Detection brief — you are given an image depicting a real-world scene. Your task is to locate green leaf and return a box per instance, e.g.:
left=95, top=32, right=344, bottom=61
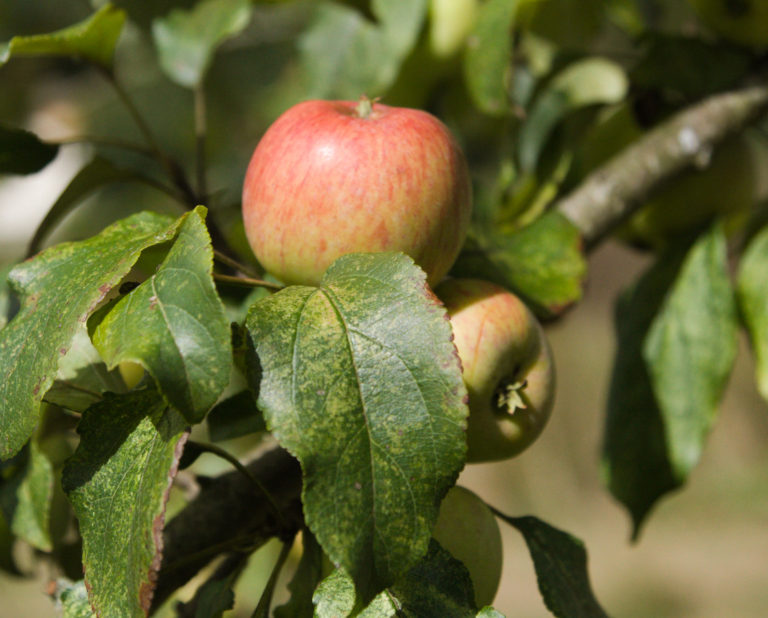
left=452, top=211, right=586, bottom=320
left=246, top=252, right=467, bottom=602
left=518, top=57, right=628, bottom=172
left=501, top=515, right=608, bottom=618
left=644, top=225, right=738, bottom=477
left=312, top=540, right=479, bottom=618
left=193, top=580, right=235, bottom=618
left=27, top=156, right=154, bottom=257
left=207, top=390, right=266, bottom=442
left=0, top=125, right=58, bottom=175
left=313, top=568, right=368, bottom=617
left=602, top=241, right=690, bottom=535
left=187, top=555, right=248, bottom=618
left=737, top=225, right=768, bottom=402
left=0, top=210, right=180, bottom=461
left=388, top=540, right=477, bottom=617
left=0, top=440, right=54, bottom=551
left=91, top=207, right=232, bottom=423
left=274, top=531, right=326, bottom=618
left=44, top=326, right=125, bottom=413
left=463, top=0, right=519, bottom=115
left=52, top=579, right=97, bottom=618
left=152, top=0, right=252, bottom=89
left=0, top=4, right=126, bottom=70
left=61, top=389, right=188, bottom=617
left=298, top=0, right=427, bottom=99
left=604, top=0, right=646, bottom=36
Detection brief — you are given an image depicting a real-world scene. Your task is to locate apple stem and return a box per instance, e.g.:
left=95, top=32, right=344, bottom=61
left=355, top=95, right=374, bottom=119
left=496, top=380, right=528, bottom=415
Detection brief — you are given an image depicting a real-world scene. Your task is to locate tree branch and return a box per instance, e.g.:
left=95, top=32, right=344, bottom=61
left=152, top=446, right=303, bottom=612
left=555, top=86, right=768, bottom=249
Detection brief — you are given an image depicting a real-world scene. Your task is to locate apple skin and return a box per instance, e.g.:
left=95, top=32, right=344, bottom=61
left=242, top=99, right=472, bottom=287
left=436, top=278, right=555, bottom=463
left=432, top=485, right=503, bottom=608
left=688, top=0, right=768, bottom=50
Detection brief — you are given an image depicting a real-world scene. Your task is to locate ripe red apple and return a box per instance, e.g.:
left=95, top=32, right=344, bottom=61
left=242, top=98, right=472, bottom=287
left=432, top=485, right=503, bottom=608
left=436, top=278, right=555, bottom=462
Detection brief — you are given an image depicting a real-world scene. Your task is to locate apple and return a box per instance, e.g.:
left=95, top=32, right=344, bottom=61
left=242, top=98, right=472, bottom=287
left=436, top=278, right=555, bottom=463
left=688, top=0, right=768, bottom=50
left=432, top=485, right=503, bottom=608
left=118, top=360, right=144, bottom=389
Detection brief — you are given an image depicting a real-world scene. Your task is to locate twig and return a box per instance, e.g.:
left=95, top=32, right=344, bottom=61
left=213, top=273, right=283, bottom=291
left=555, top=86, right=768, bottom=248
left=213, top=249, right=262, bottom=280
left=100, top=68, right=198, bottom=206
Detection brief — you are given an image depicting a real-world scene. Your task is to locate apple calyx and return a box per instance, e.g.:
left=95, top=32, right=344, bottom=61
left=495, top=378, right=528, bottom=416
left=355, top=96, right=375, bottom=119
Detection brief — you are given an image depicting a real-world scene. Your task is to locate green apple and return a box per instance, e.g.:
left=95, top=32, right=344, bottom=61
left=432, top=485, right=503, bottom=608
left=436, top=278, right=555, bottom=463
left=118, top=360, right=145, bottom=390
left=688, top=0, right=768, bottom=49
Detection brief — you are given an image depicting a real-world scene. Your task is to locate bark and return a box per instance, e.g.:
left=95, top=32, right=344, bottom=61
left=555, top=86, right=768, bottom=248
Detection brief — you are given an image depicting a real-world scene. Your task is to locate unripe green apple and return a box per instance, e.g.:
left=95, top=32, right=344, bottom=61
left=118, top=360, right=144, bottom=389
left=688, top=0, right=768, bottom=49
left=436, top=278, right=555, bottom=463
left=242, top=98, right=472, bottom=287
left=432, top=485, right=502, bottom=608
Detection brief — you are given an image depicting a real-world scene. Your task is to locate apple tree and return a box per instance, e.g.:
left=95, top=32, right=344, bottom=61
left=1, top=1, right=768, bottom=616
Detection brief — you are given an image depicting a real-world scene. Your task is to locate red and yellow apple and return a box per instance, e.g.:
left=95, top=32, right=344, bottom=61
left=242, top=98, right=472, bottom=287
left=436, top=278, right=555, bottom=463
left=432, top=485, right=503, bottom=608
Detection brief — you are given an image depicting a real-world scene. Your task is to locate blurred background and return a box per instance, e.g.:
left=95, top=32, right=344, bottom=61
left=2, top=0, right=768, bottom=616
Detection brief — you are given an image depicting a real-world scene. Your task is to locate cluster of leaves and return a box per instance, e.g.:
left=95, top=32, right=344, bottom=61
left=1, top=0, right=768, bottom=616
